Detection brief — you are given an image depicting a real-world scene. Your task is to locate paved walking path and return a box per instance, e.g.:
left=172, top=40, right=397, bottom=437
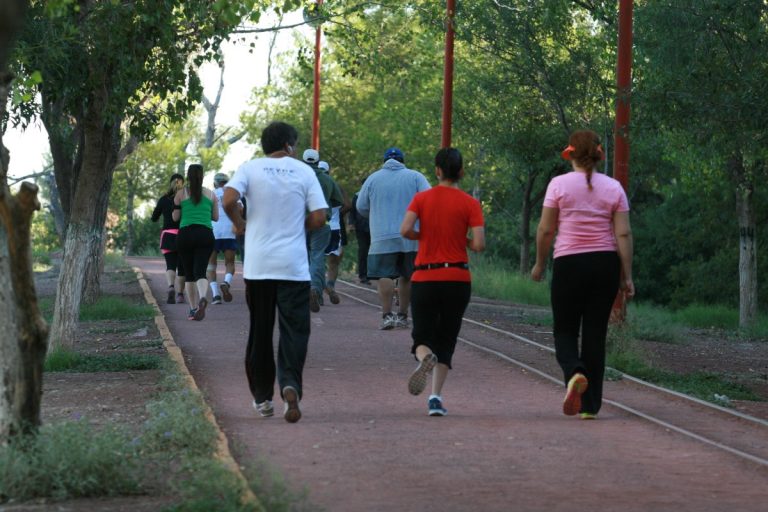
left=131, top=257, right=767, bottom=512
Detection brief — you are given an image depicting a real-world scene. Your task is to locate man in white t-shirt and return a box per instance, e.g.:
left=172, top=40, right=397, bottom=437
left=223, top=121, right=327, bottom=424
left=207, top=172, right=240, bottom=304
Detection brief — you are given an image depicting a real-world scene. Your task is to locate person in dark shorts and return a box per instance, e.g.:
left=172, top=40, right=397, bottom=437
left=173, top=164, right=218, bottom=321
left=207, top=172, right=241, bottom=304
left=356, top=147, right=430, bottom=330
left=531, top=130, right=634, bottom=420
left=400, top=148, right=485, bottom=416
left=152, top=173, right=186, bottom=303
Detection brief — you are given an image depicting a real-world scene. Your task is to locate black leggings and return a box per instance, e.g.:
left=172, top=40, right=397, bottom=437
left=410, top=281, right=471, bottom=368
left=177, top=225, right=214, bottom=282
left=551, top=251, right=620, bottom=415
left=163, top=251, right=184, bottom=277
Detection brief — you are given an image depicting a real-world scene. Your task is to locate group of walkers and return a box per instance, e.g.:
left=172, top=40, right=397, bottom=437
left=153, top=121, right=634, bottom=425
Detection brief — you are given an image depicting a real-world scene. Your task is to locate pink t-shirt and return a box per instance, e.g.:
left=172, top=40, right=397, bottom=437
left=543, top=170, right=629, bottom=259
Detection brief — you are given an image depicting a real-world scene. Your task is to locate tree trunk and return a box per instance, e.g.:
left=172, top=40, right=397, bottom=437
left=737, top=184, right=757, bottom=328
left=49, top=97, right=119, bottom=349
left=519, top=184, right=532, bottom=275
left=1, top=42, right=49, bottom=441
left=42, top=171, right=66, bottom=245
left=125, top=176, right=135, bottom=255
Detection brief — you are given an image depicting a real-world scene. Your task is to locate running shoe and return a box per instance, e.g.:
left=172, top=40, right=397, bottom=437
left=579, top=412, right=597, bottom=420
left=563, top=373, right=588, bottom=416
left=187, top=308, right=196, bottom=321
left=167, top=288, right=176, bottom=304
left=211, top=295, right=222, bottom=305
left=428, top=395, right=447, bottom=416
left=193, top=298, right=208, bottom=321
left=176, top=293, right=185, bottom=304
left=380, top=312, right=396, bottom=330
left=310, top=289, right=321, bottom=313
left=220, top=282, right=232, bottom=302
left=408, top=353, right=438, bottom=395
left=282, top=386, right=301, bottom=423
left=253, top=399, right=274, bottom=418
left=325, top=287, right=340, bottom=304
left=395, top=313, right=409, bottom=328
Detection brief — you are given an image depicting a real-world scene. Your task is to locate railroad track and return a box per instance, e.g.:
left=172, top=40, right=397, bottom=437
left=336, top=279, right=768, bottom=469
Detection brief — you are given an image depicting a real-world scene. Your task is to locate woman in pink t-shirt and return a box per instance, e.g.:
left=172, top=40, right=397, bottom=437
left=531, top=130, right=634, bottom=419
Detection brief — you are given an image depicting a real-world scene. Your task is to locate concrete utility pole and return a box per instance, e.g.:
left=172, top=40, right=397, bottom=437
left=441, top=0, right=456, bottom=148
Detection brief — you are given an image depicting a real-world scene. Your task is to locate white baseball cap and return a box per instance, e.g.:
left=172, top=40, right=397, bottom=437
left=318, top=161, right=329, bottom=172
left=303, top=148, right=319, bottom=163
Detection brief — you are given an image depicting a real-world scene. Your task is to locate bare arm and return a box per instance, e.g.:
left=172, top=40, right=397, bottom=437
left=306, top=209, right=327, bottom=231
left=613, top=210, right=635, bottom=298
left=467, top=226, right=485, bottom=252
left=530, top=206, right=558, bottom=281
left=209, top=189, right=219, bottom=222
left=400, top=210, right=419, bottom=240
left=223, top=188, right=245, bottom=235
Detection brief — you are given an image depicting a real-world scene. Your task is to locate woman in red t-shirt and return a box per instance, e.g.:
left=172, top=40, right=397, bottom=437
left=400, top=148, right=485, bottom=416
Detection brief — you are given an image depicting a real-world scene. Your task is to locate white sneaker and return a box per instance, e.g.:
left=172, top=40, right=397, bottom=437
left=380, top=312, right=396, bottom=330
left=253, top=399, right=274, bottom=417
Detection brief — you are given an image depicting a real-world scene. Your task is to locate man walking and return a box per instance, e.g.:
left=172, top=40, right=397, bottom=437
left=207, top=172, right=239, bottom=304
left=303, top=149, right=345, bottom=312
left=349, top=178, right=371, bottom=285
left=356, top=147, right=430, bottom=329
left=223, top=121, right=327, bottom=423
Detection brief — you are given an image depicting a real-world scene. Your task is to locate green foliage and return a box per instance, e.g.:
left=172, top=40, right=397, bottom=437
left=164, top=459, right=259, bottom=512
left=140, top=388, right=217, bottom=458
left=45, top=349, right=164, bottom=373
left=30, top=209, right=61, bottom=254
left=0, top=421, right=140, bottom=501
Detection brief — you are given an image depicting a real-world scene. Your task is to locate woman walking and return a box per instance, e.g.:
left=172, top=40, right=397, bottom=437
left=531, top=130, right=634, bottom=419
left=400, top=148, right=485, bottom=416
left=151, top=173, right=186, bottom=304
left=173, top=164, right=218, bottom=321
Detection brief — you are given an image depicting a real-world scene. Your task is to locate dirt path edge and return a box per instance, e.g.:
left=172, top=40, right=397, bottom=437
left=132, top=266, right=261, bottom=509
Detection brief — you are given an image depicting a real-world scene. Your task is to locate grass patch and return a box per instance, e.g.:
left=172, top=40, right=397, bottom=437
left=242, top=458, right=316, bottom=512
left=626, top=303, right=683, bottom=343
left=0, top=421, right=140, bottom=501
left=1, top=366, right=259, bottom=509
left=45, top=348, right=164, bottom=373
left=606, top=324, right=760, bottom=403
left=470, top=256, right=550, bottom=307
left=673, top=304, right=738, bottom=330
left=80, top=296, right=154, bottom=321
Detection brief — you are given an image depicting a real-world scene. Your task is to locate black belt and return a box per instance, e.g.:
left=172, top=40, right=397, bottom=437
left=413, top=262, right=469, bottom=271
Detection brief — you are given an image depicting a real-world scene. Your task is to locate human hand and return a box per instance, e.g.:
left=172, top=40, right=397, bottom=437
left=621, top=278, right=635, bottom=300
left=530, top=263, right=545, bottom=282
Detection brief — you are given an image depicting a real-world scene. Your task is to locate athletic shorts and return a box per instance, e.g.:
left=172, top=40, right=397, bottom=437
left=367, top=252, right=416, bottom=280
left=213, top=238, right=238, bottom=252
left=324, top=230, right=342, bottom=256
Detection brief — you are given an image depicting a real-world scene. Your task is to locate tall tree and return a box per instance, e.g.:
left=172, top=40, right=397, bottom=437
left=11, top=0, right=284, bottom=349
left=635, top=0, right=768, bottom=326
left=0, top=0, right=49, bottom=441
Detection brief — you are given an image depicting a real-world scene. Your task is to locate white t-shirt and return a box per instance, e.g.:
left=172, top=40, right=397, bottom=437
left=212, top=186, right=236, bottom=240
left=227, top=156, right=328, bottom=281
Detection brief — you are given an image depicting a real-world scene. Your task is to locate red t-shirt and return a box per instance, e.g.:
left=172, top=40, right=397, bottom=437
left=407, top=186, right=484, bottom=282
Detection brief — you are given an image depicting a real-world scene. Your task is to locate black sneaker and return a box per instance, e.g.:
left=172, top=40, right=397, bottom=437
left=282, top=386, right=301, bottom=423
left=310, top=289, right=321, bottom=313
left=167, top=288, right=176, bottom=304
left=211, top=295, right=222, bottom=305
left=193, top=298, right=208, bottom=321
left=220, top=282, right=233, bottom=302
left=428, top=395, right=447, bottom=416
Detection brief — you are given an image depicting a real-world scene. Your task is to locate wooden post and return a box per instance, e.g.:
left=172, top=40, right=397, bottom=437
left=311, top=0, right=324, bottom=150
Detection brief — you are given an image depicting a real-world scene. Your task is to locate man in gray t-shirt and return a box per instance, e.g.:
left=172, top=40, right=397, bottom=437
left=356, top=147, right=430, bottom=330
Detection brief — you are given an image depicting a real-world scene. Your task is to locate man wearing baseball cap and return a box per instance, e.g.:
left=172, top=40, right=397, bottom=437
left=356, top=147, right=430, bottom=330
left=303, top=149, right=345, bottom=312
